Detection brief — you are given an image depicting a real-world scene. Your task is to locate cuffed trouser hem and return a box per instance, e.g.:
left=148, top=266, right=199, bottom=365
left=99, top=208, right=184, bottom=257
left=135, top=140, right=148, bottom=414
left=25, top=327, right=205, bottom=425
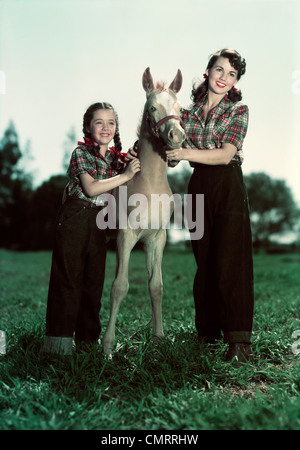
left=198, top=335, right=222, bottom=344
left=43, top=336, right=73, bottom=355
left=223, top=331, right=252, bottom=344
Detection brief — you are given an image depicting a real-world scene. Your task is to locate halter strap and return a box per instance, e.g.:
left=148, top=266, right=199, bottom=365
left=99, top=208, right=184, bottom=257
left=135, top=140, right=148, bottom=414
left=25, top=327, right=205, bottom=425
left=147, top=112, right=185, bottom=139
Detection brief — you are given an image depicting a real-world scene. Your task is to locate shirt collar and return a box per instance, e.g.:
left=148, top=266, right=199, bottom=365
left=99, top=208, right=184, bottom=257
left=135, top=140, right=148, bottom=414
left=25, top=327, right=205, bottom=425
left=197, top=93, right=232, bottom=113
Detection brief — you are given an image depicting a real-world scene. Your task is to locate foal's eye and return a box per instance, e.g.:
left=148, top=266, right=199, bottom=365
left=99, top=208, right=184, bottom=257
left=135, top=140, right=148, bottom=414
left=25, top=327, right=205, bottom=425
left=150, top=106, right=156, bottom=112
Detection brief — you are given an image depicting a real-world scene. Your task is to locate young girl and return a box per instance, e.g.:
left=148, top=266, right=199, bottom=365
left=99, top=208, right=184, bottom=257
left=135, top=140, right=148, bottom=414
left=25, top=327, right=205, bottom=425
left=166, top=49, right=254, bottom=365
left=44, top=102, right=140, bottom=355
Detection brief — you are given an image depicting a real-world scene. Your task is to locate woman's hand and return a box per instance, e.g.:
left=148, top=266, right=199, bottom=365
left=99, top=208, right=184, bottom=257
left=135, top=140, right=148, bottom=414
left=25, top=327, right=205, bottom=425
left=124, top=158, right=141, bottom=180
left=165, top=148, right=186, bottom=161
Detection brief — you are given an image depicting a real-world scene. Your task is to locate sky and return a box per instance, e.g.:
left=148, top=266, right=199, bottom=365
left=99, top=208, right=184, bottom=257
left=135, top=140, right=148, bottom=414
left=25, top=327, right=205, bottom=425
left=1, top=0, right=300, bottom=204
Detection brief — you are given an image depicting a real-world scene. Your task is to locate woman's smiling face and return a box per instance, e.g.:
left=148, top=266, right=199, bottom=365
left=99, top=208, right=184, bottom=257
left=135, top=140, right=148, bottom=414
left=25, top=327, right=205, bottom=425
left=207, top=56, right=238, bottom=94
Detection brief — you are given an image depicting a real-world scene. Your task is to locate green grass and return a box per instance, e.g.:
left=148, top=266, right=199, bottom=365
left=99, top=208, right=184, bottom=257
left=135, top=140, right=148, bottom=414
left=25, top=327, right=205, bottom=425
left=0, top=247, right=299, bottom=430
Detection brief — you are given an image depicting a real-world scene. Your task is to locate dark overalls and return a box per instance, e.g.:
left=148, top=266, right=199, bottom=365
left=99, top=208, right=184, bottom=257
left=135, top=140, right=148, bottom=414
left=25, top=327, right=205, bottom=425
left=188, top=162, right=254, bottom=344
left=44, top=197, right=106, bottom=354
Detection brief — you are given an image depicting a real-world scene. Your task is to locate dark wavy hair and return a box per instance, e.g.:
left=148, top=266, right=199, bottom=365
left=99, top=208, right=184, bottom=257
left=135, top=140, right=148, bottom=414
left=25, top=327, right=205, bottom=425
left=192, top=49, right=246, bottom=103
left=82, top=102, right=122, bottom=156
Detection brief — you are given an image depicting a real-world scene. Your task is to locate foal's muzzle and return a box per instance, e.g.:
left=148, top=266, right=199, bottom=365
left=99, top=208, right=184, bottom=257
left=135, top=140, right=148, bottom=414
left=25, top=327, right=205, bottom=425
left=147, top=113, right=186, bottom=147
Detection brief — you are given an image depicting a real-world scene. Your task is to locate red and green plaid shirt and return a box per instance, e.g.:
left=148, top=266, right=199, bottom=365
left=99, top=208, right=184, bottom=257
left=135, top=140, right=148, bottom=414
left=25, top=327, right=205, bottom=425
left=182, top=95, right=249, bottom=165
left=64, top=145, right=121, bottom=206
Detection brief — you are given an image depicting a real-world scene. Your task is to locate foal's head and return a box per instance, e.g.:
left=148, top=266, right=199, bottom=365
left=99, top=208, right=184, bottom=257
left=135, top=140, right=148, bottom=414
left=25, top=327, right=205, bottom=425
left=142, top=68, right=186, bottom=149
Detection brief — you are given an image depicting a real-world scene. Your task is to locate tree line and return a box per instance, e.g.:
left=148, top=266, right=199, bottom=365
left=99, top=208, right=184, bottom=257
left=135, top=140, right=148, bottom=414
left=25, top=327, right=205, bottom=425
left=1, top=122, right=299, bottom=251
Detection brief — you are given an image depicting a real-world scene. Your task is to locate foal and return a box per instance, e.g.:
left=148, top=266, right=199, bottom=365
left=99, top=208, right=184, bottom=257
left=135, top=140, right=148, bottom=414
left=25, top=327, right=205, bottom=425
left=101, top=68, right=186, bottom=357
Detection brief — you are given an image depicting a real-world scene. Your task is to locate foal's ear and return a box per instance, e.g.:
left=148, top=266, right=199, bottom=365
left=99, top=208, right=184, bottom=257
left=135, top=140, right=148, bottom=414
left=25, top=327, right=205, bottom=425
left=169, top=69, right=183, bottom=93
left=142, top=67, right=155, bottom=94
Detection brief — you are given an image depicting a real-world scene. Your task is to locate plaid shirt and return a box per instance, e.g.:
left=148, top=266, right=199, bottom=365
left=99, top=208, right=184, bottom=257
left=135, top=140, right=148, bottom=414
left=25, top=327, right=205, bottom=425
left=64, top=145, right=121, bottom=206
left=182, top=95, right=249, bottom=165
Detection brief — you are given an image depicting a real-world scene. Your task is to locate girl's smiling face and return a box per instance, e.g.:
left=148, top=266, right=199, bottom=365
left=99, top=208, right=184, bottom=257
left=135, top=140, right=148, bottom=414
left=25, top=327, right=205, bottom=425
left=207, top=56, right=238, bottom=94
left=87, top=109, right=116, bottom=148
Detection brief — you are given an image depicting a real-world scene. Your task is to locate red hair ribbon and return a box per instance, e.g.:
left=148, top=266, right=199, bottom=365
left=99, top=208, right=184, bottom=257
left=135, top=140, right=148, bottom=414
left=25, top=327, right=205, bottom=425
left=77, top=139, right=127, bottom=161
left=77, top=136, right=97, bottom=146
left=109, top=146, right=127, bottom=161
left=203, top=73, right=208, bottom=79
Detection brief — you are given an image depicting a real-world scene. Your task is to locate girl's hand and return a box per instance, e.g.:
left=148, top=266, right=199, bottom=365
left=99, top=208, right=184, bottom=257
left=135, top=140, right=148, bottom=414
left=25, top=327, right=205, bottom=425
left=124, top=158, right=141, bottom=180
left=125, top=149, right=138, bottom=162
left=125, top=142, right=139, bottom=162
left=165, top=148, right=186, bottom=161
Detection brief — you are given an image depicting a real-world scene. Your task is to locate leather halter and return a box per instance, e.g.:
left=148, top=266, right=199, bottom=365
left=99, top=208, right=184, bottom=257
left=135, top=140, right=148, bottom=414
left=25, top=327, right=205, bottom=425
left=147, top=112, right=185, bottom=140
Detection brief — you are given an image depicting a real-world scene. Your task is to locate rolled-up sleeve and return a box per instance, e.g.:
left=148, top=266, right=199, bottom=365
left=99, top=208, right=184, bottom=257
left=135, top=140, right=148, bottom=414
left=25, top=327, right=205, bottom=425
left=221, top=104, right=249, bottom=150
left=68, top=147, right=97, bottom=179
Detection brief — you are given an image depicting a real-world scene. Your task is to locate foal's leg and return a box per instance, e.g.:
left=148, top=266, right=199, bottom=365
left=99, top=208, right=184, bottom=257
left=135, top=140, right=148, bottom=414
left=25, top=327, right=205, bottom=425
left=144, top=229, right=167, bottom=340
left=101, top=229, right=137, bottom=357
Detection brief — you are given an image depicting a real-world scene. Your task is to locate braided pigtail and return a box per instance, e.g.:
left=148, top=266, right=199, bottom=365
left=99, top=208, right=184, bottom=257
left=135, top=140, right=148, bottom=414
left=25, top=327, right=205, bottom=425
left=110, top=110, right=126, bottom=171
left=113, top=110, right=123, bottom=153
left=111, top=128, right=126, bottom=171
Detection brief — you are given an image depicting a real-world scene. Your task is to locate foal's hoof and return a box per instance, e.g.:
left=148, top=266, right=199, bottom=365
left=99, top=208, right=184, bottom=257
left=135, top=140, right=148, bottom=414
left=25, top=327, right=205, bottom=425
left=101, top=340, right=114, bottom=360
left=153, top=334, right=164, bottom=345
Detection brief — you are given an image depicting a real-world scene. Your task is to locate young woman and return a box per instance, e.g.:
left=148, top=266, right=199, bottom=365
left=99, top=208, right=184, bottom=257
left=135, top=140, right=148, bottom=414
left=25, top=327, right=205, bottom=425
left=44, top=102, right=140, bottom=355
left=166, top=49, right=254, bottom=365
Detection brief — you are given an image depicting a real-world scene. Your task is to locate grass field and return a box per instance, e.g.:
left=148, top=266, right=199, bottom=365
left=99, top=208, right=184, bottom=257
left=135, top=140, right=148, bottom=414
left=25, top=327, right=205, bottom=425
left=0, top=246, right=300, bottom=430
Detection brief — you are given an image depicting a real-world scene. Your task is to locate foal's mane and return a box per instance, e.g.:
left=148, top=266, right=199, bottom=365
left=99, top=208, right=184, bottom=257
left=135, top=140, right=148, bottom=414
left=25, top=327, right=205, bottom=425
left=154, top=81, right=167, bottom=90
